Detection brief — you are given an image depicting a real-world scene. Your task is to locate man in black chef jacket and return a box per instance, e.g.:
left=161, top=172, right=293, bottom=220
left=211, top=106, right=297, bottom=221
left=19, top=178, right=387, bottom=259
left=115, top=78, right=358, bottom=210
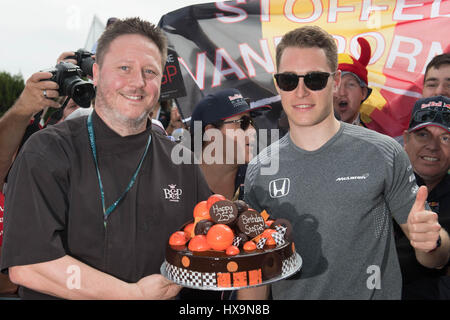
left=0, top=17, right=211, bottom=300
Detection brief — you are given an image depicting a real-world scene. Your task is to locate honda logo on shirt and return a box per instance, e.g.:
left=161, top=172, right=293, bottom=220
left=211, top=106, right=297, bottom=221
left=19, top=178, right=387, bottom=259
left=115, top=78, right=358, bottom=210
left=269, top=178, right=290, bottom=198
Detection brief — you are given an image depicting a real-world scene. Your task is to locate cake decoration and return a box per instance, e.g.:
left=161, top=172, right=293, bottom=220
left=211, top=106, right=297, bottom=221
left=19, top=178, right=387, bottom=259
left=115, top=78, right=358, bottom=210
left=205, top=224, right=234, bottom=251
left=162, top=194, right=302, bottom=290
left=194, top=220, right=214, bottom=236
left=188, top=235, right=210, bottom=252
left=237, top=210, right=266, bottom=238
left=209, top=200, right=238, bottom=225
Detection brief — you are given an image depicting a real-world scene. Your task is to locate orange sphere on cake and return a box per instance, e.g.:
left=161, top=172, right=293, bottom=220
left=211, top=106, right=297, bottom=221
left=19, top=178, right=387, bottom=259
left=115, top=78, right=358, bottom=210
left=183, top=223, right=195, bottom=238
left=188, top=235, right=211, bottom=252
left=206, top=194, right=226, bottom=210
left=206, top=224, right=234, bottom=251
left=169, top=231, right=189, bottom=246
left=193, top=200, right=211, bottom=220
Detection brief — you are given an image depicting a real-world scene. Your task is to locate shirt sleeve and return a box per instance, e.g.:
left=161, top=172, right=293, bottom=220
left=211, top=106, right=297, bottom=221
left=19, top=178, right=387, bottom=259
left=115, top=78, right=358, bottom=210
left=384, top=145, right=418, bottom=225
left=0, top=149, right=68, bottom=273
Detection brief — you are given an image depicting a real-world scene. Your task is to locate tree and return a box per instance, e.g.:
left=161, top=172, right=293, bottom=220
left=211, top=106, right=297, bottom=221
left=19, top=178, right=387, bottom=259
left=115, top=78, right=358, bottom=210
left=0, top=71, right=25, bottom=117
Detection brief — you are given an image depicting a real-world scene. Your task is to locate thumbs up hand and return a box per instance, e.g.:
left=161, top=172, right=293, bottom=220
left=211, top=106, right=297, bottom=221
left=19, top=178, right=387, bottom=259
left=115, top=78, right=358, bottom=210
left=407, top=186, right=441, bottom=253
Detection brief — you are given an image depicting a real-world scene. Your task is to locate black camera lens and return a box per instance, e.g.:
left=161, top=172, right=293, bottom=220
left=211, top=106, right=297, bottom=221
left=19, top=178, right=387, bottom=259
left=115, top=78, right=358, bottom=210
left=60, top=74, right=94, bottom=108
left=41, top=62, right=95, bottom=108
left=69, top=82, right=95, bottom=108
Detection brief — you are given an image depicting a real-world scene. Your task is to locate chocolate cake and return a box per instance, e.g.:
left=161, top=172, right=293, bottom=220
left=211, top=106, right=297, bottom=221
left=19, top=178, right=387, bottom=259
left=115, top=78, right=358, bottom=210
left=162, top=195, right=301, bottom=290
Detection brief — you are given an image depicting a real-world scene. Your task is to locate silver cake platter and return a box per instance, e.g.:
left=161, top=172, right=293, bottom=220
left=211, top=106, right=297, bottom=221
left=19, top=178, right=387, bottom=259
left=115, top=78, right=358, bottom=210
left=160, top=252, right=302, bottom=291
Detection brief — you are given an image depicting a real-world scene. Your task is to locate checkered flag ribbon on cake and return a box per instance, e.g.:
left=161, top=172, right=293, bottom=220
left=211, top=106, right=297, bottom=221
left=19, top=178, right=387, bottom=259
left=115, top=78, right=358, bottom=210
left=256, top=237, right=267, bottom=249
left=275, top=225, right=287, bottom=236
left=282, top=254, right=298, bottom=275
left=273, top=225, right=287, bottom=247
left=232, top=236, right=242, bottom=247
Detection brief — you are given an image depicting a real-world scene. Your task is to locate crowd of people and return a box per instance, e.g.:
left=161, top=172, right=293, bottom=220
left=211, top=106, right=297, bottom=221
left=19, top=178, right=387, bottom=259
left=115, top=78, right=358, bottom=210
left=0, top=17, right=449, bottom=300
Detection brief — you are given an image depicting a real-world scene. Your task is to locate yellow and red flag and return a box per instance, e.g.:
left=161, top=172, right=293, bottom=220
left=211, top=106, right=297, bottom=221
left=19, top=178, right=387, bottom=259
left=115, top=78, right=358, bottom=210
left=159, top=0, right=450, bottom=137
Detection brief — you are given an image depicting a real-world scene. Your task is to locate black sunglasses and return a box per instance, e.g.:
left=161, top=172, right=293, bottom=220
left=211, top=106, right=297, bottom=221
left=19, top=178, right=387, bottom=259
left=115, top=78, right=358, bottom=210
left=222, top=115, right=255, bottom=131
left=274, top=71, right=335, bottom=91
left=413, top=109, right=450, bottom=126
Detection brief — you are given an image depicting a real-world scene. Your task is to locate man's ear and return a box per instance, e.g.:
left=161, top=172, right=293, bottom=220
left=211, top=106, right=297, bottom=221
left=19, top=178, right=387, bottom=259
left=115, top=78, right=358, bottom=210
left=333, top=70, right=341, bottom=93
left=359, top=87, right=369, bottom=105
left=92, top=62, right=99, bottom=87
left=360, top=86, right=373, bottom=103
left=402, top=130, right=409, bottom=147
left=362, top=86, right=368, bottom=98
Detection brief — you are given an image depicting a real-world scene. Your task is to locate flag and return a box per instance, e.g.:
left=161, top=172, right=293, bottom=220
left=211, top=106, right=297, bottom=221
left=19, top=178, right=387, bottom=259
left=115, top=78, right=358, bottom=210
left=158, top=0, right=450, bottom=137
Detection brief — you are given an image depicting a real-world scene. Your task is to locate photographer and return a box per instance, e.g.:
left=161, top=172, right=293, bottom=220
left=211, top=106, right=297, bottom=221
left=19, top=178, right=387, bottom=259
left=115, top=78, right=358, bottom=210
left=0, top=49, right=94, bottom=187
left=0, top=71, right=62, bottom=184
left=0, top=70, right=59, bottom=297
left=0, top=49, right=95, bottom=298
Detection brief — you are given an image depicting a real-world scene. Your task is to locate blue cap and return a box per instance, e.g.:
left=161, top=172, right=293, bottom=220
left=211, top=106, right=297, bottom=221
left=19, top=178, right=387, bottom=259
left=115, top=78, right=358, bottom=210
left=190, top=88, right=270, bottom=133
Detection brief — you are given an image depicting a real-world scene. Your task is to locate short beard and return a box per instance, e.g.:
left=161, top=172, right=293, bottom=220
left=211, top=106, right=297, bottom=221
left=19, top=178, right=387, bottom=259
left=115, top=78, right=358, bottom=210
left=95, top=84, right=153, bottom=135
left=110, top=106, right=150, bottom=131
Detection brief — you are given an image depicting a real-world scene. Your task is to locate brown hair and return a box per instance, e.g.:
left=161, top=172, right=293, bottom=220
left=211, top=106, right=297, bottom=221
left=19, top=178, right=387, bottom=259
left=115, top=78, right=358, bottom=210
left=95, top=17, right=168, bottom=69
left=424, top=53, right=450, bottom=82
left=276, top=25, right=338, bottom=72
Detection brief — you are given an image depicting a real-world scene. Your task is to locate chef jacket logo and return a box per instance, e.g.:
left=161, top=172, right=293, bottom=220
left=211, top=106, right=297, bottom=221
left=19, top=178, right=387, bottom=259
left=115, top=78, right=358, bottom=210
left=163, top=184, right=182, bottom=202
left=269, top=178, right=290, bottom=198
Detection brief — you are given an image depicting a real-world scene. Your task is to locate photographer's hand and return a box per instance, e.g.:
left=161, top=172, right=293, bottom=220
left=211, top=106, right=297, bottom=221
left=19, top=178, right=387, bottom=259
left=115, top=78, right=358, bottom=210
left=57, top=51, right=77, bottom=65
left=0, top=71, right=60, bottom=188
left=57, top=50, right=95, bottom=80
left=14, top=72, right=61, bottom=116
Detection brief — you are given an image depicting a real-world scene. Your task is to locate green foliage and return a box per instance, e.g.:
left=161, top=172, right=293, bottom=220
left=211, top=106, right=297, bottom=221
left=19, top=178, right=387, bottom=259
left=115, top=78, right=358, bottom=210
left=0, top=71, right=25, bottom=117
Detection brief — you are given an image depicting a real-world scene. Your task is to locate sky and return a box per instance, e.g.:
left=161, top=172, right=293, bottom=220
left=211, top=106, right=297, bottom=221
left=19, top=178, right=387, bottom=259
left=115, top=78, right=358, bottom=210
left=0, top=0, right=215, bottom=81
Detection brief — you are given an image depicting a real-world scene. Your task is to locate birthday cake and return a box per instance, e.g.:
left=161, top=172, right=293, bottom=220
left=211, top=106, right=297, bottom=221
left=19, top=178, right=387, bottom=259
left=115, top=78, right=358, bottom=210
left=162, top=194, right=301, bottom=290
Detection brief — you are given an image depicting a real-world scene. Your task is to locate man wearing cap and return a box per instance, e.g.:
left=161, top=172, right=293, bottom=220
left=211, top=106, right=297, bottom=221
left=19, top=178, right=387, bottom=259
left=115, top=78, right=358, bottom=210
left=189, top=88, right=269, bottom=201
left=177, top=88, right=268, bottom=301
left=333, top=37, right=372, bottom=126
left=395, top=95, right=450, bottom=299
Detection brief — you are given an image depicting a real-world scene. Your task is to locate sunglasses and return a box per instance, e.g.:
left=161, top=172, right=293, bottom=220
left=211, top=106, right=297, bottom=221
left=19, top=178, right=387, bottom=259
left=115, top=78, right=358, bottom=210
left=222, top=115, right=255, bottom=131
left=413, top=109, right=450, bottom=126
left=274, top=71, right=335, bottom=91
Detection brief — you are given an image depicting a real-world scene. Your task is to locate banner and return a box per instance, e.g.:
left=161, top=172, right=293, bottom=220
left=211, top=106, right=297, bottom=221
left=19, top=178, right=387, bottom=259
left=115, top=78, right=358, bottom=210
left=158, top=0, right=450, bottom=137
left=160, top=48, right=187, bottom=100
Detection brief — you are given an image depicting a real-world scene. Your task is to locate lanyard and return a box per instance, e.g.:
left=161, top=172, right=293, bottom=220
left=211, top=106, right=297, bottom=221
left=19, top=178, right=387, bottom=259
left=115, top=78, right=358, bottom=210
left=87, top=113, right=152, bottom=227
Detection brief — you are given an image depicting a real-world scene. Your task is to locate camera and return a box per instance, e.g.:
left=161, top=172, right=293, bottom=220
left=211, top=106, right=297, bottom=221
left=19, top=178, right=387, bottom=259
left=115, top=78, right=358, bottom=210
left=42, top=62, right=95, bottom=108
left=67, top=49, right=95, bottom=77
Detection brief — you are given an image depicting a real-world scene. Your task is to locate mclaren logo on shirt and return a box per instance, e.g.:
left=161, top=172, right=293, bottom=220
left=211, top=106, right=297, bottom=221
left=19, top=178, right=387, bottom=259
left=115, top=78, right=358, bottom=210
left=269, top=178, right=290, bottom=198
left=163, top=184, right=183, bottom=202
left=335, top=173, right=369, bottom=182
